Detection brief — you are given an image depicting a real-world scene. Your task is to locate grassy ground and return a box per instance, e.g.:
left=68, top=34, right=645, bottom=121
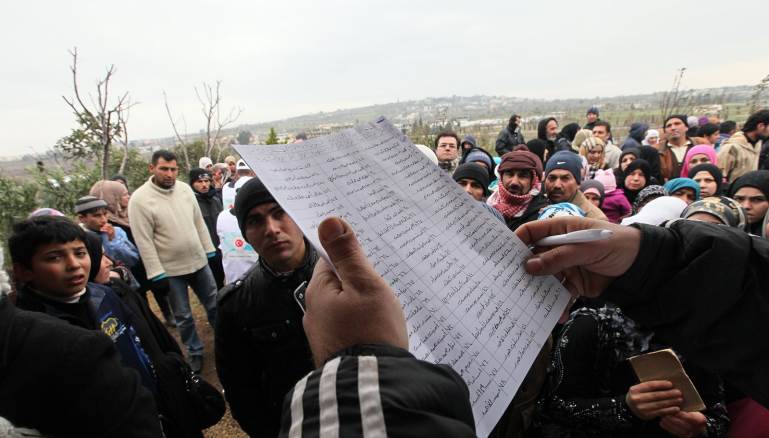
left=148, top=292, right=248, bottom=438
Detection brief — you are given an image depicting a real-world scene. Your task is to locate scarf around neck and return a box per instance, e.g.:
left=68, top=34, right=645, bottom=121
left=490, top=173, right=541, bottom=220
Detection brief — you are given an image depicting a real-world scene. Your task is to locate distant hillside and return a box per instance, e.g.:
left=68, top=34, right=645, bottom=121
left=3, top=84, right=765, bottom=177
left=235, top=85, right=759, bottom=139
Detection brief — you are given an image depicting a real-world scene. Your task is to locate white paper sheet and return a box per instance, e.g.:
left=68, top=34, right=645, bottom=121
left=234, top=117, right=570, bottom=437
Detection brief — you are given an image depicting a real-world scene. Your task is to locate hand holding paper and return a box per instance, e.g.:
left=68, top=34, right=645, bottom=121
left=625, top=380, right=683, bottom=420
left=235, top=118, right=571, bottom=436
left=304, top=216, right=408, bottom=367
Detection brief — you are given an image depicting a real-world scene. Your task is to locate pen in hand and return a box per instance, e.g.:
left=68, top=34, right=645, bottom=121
left=533, top=229, right=613, bottom=247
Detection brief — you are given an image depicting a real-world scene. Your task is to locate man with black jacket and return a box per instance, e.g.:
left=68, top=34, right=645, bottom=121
left=215, top=176, right=317, bottom=437
left=495, top=114, right=525, bottom=156
left=190, top=168, right=225, bottom=289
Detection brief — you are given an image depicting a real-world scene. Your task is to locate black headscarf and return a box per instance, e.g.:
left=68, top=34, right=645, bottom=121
left=688, top=163, right=724, bottom=196
left=559, top=123, right=581, bottom=143
left=622, top=159, right=651, bottom=205
left=728, top=170, right=769, bottom=234
left=526, top=139, right=548, bottom=166
left=638, top=146, right=663, bottom=184
left=83, top=231, right=103, bottom=282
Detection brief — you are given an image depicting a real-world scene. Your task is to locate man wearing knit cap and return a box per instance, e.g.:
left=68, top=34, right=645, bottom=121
left=459, top=146, right=497, bottom=183
left=544, top=151, right=608, bottom=221
left=75, top=195, right=139, bottom=270
left=729, top=170, right=769, bottom=235
left=189, top=168, right=225, bottom=288
left=584, top=106, right=601, bottom=131
left=128, top=150, right=217, bottom=374
left=452, top=164, right=505, bottom=223
left=487, top=146, right=549, bottom=231
left=215, top=176, right=317, bottom=437
left=717, top=109, right=769, bottom=182
left=658, top=115, right=692, bottom=181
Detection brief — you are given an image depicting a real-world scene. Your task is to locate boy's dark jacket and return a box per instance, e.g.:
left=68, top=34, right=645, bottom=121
left=16, top=282, right=211, bottom=437
left=0, top=296, right=163, bottom=437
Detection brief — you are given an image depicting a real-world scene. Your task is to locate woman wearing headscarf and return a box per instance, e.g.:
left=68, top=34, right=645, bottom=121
left=578, top=136, right=610, bottom=180
left=526, top=139, right=548, bottom=166
left=622, top=196, right=689, bottom=226
left=535, top=304, right=728, bottom=438
left=664, top=178, right=701, bottom=205
left=632, top=185, right=668, bottom=214
left=682, top=196, right=747, bottom=230
left=688, top=164, right=724, bottom=198
left=615, top=147, right=640, bottom=189
left=89, top=180, right=131, bottom=237
left=571, top=129, right=593, bottom=154
left=621, top=159, right=651, bottom=205
left=680, top=145, right=718, bottom=178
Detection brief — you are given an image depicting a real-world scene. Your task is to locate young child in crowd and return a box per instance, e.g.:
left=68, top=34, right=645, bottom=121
left=593, top=169, right=631, bottom=223
left=75, top=195, right=139, bottom=269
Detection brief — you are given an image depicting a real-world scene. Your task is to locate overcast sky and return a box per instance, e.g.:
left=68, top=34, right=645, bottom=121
left=2, top=0, right=767, bottom=158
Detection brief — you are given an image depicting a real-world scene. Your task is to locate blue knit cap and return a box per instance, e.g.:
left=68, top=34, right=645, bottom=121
left=545, top=151, right=583, bottom=184
left=664, top=178, right=701, bottom=200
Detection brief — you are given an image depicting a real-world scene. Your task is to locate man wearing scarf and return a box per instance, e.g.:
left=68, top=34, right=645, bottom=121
left=190, top=168, right=225, bottom=289
left=488, top=146, right=549, bottom=231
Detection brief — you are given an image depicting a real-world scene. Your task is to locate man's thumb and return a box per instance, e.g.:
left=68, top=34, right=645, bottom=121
left=317, top=217, right=372, bottom=282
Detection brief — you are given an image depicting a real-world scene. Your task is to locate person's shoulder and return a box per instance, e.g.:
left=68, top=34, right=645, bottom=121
left=217, top=264, right=260, bottom=306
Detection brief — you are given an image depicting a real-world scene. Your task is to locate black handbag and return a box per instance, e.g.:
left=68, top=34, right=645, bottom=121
left=154, top=352, right=225, bottom=434
left=182, top=364, right=226, bottom=429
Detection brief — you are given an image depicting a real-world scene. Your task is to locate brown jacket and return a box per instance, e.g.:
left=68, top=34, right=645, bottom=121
left=717, top=131, right=762, bottom=182
left=657, top=141, right=691, bottom=182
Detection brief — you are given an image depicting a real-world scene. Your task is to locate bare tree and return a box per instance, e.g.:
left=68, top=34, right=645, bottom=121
left=116, top=103, right=132, bottom=174
left=659, top=67, right=695, bottom=123
left=163, top=90, right=192, bottom=171
left=163, top=81, right=242, bottom=171
left=61, top=48, right=133, bottom=180
left=195, top=81, right=242, bottom=160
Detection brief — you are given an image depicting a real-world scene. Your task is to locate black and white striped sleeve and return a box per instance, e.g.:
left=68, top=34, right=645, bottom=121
left=279, top=344, right=476, bottom=438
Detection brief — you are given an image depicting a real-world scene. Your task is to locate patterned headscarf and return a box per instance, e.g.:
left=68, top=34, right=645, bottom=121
left=89, top=180, right=130, bottom=228
left=632, top=185, right=667, bottom=214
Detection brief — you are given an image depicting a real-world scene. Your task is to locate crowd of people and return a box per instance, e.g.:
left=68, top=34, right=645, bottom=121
left=0, top=107, right=768, bottom=438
